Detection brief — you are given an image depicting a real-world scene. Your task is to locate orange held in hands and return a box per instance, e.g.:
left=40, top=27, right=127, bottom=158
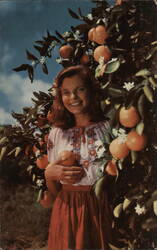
left=109, top=138, right=130, bottom=159
left=126, top=130, right=147, bottom=151
left=119, top=106, right=140, bottom=128
left=94, top=45, right=111, bottom=63
left=58, top=150, right=79, bottom=166
left=59, top=45, right=73, bottom=59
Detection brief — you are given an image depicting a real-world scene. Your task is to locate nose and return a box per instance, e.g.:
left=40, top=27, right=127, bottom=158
left=70, top=91, right=78, bottom=99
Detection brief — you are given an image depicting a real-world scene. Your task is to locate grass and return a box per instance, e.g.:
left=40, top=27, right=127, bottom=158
left=0, top=179, right=51, bottom=250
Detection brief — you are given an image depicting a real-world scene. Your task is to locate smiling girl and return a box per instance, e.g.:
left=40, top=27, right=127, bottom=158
left=45, top=65, right=113, bottom=250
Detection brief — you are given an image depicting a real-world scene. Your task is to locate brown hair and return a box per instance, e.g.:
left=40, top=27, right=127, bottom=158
left=51, top=65, right=105, bottom=129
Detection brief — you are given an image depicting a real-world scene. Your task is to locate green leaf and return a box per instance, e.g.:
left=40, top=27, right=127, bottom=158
left=143, top=85, right=154, bottom=103
left=26, top=50, right=38, bottom=61
left=68, top=8, right=80, bottom=19
left=137, top=94, right=145, bottom=120
left=105, top=60, right=120, bottom=74
left=135, top=69, right=151, bottom=77
left=146, top=190, right=157, bottom=208
left=153, top=200, right=157, bottom=216
left=42, top=63, right=48, bottom=75
left=15, top=146, right=21, bottom=157
left=13, top=64, right=29, bottom=72
left=0, top=146, right=7, bottom=161
left=92, top=176, right=107, bottom=200
left=27, top=165, right=34, bottom=172
left=131, top=150, right=138, bottom=164
left=145, top=46, right=157, bottom=60
left=148, top=77, right=157, bottom=88
left=117, top=160, right=124, bottom=170
left=7, top=148, right=16, bottom=156
left=32, top=174, right=36, bottom=182
left=113, top=203, right=123, bottom=218
left=103, top=133, right=110, bottom=144
left=136, top=121, right=144, bottom=135
left=0, top=136, right=8, bottom=145
left=108, top=88, right=124, bottom=97
left=123, top=198, right=131, bottom=210
left=36, top=189, right=43, bottom=202
left=108, top=243, right=126, bottom=250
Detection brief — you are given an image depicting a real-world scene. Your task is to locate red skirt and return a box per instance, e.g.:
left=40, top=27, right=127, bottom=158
left=48, top=185, right=112, bottom=250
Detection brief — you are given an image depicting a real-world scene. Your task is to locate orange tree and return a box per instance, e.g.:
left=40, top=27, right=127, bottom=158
left=0, top=0, right=157, bottom=248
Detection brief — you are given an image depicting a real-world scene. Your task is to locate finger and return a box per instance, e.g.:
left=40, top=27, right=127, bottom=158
left=64, top=170, right=82, bottom=176
left=63, top=166, right=82, bottom=171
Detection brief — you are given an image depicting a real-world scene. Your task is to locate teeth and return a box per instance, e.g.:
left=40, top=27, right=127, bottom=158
left=71, top=102, right=81, bottom=106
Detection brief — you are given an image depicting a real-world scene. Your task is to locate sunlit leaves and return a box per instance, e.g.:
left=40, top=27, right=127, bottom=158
left=105, top=59, right=120, bottom=73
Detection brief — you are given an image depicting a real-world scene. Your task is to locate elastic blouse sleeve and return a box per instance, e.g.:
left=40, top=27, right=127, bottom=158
left=47, top=127, right=59, bottom=164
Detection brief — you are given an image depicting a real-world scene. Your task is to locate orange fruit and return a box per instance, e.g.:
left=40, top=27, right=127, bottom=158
left=94, top=45, right=111, bottom=63
left=59, top=150, right=78, bottom=166
left=119, top=106, right=140, bottom=128
left=59, top=45, right=73, bottom=59
left=109, top=138, right=130, bottom=159
left=105, top=160, right=118, bottom=176
left=126, top=131, right=147, bottom=151
left=40, top=191, right=53, bottom=208
left=80, top=54, right=90, bottom=65
left=36, top=154, right=48, bottom=169
left=93, top=25, right=109, bottom=45
left=88, top=27, right=96, bottom=42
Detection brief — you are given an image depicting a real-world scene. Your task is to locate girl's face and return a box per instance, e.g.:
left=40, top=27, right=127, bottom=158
left=60, top=74, right=90, bottom=117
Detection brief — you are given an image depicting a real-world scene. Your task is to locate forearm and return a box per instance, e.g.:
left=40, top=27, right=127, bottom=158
left=46, top=179, right=61, bottom=197
left=45, top=162, right=62, bottom=196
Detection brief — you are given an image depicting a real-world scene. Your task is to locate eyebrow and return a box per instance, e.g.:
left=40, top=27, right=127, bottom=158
left=61, top=85, right=86, bottom=91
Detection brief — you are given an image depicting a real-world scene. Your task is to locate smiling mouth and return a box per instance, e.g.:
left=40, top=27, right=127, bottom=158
left=70, top=102, right=82, bottom=106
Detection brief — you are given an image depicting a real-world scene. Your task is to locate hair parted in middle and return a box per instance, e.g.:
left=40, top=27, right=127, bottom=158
left=51, top=65, right=105, bottom=129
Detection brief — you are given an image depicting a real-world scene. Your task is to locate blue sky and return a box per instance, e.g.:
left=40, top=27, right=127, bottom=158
left=0, top=0, right=113, bottom=125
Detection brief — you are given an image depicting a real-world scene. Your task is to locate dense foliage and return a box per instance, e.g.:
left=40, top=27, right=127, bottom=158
left=0, top=0, right=157, bottom=248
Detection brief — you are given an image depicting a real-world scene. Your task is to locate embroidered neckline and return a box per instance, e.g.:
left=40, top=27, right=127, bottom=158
left=68, top=121, right=106, bottom=132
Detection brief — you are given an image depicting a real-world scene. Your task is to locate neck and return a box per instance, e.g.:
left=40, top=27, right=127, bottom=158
left=75, top=113, right=92, bottom=127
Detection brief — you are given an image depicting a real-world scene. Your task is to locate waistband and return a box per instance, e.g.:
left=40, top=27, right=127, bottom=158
left=62, top=184, right=92, bottom=192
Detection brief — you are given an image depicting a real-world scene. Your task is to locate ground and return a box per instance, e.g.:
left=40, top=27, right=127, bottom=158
left=0, top=179, right=51, bottom=250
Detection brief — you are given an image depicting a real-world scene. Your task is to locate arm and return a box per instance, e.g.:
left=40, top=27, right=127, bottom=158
left=45, top=162, right=84, bottom=193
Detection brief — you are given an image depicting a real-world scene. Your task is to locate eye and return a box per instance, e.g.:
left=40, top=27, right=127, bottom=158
left=61, top=90, right=70, bottom=96
left=77, top=87, right=86, bottom=92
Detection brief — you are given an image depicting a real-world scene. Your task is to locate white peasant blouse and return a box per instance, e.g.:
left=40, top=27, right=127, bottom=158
left=47, top=121, right=110, bottom=186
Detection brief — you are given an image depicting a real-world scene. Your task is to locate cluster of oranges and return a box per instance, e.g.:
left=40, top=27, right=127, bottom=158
left=106, top=106, right=147, bottom=176
left=59, top=24, right=111, bottom=65
left=88, top=25, right=111, bottom=63
left=59, top=44, right=90, bottom=65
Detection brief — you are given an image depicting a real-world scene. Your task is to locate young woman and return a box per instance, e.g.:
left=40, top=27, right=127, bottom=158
left=45, top=65, right=113, bottom=250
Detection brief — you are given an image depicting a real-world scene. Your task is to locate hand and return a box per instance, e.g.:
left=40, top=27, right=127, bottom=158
left=45, top=163, right=84, bottom=184
left=40, top=190, right=53, bottom=208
